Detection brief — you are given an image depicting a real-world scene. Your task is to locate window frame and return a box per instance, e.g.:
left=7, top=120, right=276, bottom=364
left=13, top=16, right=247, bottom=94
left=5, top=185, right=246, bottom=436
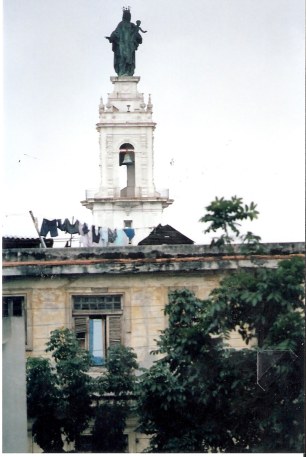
left=72, top=294, right=123, bottom=366
left=2, top=294, right=33, bottom=350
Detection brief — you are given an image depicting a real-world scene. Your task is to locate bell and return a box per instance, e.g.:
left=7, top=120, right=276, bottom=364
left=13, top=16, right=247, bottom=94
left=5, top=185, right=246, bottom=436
left=122, top=153, right=133, bottom=165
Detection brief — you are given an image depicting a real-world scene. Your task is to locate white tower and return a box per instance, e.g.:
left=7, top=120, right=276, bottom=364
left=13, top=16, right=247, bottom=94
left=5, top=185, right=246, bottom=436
left=82, top=76, right=173, bottom=244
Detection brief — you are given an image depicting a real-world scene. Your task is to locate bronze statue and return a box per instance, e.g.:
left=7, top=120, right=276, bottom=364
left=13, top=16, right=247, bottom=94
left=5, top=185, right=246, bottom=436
left=106, top=8, right=146, bottom=76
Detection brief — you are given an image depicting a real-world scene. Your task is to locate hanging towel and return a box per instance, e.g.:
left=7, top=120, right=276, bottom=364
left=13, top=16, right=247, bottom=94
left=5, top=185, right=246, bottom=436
left=113, top=229, right=129, bottom=246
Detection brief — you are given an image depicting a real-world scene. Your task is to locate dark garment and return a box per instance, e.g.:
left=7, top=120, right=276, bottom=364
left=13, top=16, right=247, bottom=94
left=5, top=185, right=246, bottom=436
left=92, top=225, right=101, bottom=243
left=108, top=228, right=117, bottom=243
left=59, top=218, right=80, bottom=234
left=123, top=228, right=135, bottom=241
left=82, top=223, right=90, bottom=235
left=39, top=219, right=58, bottom=237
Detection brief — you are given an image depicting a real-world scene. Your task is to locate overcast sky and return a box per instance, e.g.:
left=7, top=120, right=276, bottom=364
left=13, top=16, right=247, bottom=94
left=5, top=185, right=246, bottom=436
left=3, top=0, right=305, bottom=245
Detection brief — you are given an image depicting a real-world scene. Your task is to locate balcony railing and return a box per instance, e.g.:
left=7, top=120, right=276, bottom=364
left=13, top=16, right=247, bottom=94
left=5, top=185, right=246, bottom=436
left=84, top=188, right=170, bottom=200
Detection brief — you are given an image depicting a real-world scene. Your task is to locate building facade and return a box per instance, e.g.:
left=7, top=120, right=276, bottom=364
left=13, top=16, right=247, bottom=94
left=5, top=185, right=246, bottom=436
left=2, top=242, right=304, bottom=452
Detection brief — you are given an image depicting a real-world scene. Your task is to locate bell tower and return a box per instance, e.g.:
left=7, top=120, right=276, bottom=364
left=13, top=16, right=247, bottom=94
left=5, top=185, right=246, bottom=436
left=82, top=9, right=173, bottom=244
left=81, top=76, right=173, bottom=244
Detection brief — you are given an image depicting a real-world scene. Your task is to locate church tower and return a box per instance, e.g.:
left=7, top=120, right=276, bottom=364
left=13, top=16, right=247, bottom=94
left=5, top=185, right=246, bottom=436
left=82, top=9, right=173, bottom=245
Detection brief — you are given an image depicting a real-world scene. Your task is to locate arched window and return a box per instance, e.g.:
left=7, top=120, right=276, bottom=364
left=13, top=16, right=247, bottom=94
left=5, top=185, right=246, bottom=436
left=119, top=143, right=134, bottom=166
left=118, top=143, right=135, bottom=197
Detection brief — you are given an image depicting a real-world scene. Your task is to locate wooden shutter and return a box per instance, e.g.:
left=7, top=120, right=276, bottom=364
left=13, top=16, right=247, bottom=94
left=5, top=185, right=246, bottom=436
left=74, top=316, right=87, bottom=335
left=108, top=315, right=121, bottom=347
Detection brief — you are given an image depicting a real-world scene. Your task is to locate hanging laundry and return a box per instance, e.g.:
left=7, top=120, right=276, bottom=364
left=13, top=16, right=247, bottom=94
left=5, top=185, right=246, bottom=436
left=39, top=219, right=59, bottom=237
left=123, top=228, right=135, bottom=243
left=58, top=218, right=80, bottom=234
left=92, top=225, right=101, bottom=243
left=81, top=222, right=90, bottom=235
left=99, top=227, right=108, bottom=247
left=80, top=231, right=92, bottom=247
left=113, top=229, right=129, bottom=246
left=108, top=228, right=117, bottom=243
left=79, top=222, right=92, bottom=247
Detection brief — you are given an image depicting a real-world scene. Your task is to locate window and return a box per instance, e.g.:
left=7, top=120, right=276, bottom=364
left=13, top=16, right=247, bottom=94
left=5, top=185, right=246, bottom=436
left=2, top=295, right=30, bottom=348
left=72, top=295, right=122, bottom=366
left=2, top=296, right=23, bottom=317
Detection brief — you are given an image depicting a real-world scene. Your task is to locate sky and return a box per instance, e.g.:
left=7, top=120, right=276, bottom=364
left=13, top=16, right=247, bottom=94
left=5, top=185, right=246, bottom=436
left=3, top=0, right=305, bottom=245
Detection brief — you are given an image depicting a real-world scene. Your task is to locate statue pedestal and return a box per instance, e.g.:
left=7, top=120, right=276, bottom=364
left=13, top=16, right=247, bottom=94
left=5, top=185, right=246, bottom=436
left=108, top=76, right=142, bottom=101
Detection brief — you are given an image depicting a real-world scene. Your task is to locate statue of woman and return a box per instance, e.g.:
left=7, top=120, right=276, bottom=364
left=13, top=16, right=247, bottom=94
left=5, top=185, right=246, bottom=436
left=106, top=8, right=145, bottom=76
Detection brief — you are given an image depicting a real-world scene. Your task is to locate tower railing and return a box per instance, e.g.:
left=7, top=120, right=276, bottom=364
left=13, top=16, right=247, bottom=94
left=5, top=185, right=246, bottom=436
left=84, top=188, right=170, bottom=200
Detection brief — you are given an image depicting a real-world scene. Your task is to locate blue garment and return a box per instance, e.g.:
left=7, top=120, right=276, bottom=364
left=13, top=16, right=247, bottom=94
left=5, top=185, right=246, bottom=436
left=39, top=219, right=58, bottom=237
left=113, top=229, right=129, bottom=246
left=59, top=219, right=80, bottom=234
left=123, top=228, right=135, bottom=241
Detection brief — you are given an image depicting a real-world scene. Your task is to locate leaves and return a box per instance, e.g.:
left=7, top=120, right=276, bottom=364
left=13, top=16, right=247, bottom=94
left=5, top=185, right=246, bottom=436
left=91, top=344, right=138, bottom=452
left=137, top=264, right=304, bottom=453
left=27, top=331, right=138, bottom=453
left=199, top=196, right=261, bottom=251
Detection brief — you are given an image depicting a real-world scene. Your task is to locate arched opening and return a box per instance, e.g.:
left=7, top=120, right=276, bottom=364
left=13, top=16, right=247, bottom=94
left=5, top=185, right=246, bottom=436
left=119, top=143, right=135, bottom=197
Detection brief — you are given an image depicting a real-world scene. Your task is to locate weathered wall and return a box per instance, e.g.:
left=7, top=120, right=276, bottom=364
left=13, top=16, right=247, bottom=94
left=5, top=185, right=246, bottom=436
left=3, top=242, right=303, bottom=365
left=3, top=271, right=225, bottom=365
left=2, top=317, right=28, bottom=453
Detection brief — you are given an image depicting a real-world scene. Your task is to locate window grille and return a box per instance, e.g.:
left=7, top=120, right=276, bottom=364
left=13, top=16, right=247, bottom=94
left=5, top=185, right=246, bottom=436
left=73, top=295, right=121, bottom=312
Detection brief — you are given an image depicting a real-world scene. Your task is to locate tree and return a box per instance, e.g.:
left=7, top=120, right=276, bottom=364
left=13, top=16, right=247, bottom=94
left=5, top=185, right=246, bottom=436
left=204, top=255, right=304, bottom=452
left=137, top=289, right=234, bottom=452
left=137, top=197, right=304, bottom=452
left=27, top=332, right=138, bottom=453
left=92, top=345, right=138, bottom=453
left=199, top=195, right=261, bottom=251
left=26, top=357, right=64, bottom=452
left=46, top=328, right=93, bottom=448
left=27, top=328, right=93, bottom=452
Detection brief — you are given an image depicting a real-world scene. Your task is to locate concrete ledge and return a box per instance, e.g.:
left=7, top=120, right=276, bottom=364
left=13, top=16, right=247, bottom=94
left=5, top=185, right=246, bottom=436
left=2, top=243, right=304, bottom=278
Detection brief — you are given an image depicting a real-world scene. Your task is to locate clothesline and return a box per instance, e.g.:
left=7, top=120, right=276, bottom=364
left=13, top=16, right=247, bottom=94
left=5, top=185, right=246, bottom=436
left=38, top=217, right=154, bottom=247
left=4, top=212, right=156, bottom=231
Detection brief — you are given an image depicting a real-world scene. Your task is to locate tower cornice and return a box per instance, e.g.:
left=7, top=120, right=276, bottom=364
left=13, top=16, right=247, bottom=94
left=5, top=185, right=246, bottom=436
left=96, top=122, right=156, bottom=131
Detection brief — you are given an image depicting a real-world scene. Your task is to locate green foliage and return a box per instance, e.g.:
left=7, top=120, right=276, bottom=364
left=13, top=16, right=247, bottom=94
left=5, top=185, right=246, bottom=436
left=92, top=345, right=138, bottom=453
left=137, top=265, right=304, bottom=453
left=206, top=256, right=305, bottom=347
left=137, top=197, right=305, bottom=451
left=138, top=289, right=233, bottom=453
left=200, top=195, right=261, bottom=250
left=27, top=332, right=138, bottom=453
left=27, top=328, right=93, bottom=451
left=104, top=344, right=138, bottom=396
left=46, top=328, right=93, bottom=445
left=26, top=357, right=64, bottom=452
left=91, top=403, right=128, bottom=453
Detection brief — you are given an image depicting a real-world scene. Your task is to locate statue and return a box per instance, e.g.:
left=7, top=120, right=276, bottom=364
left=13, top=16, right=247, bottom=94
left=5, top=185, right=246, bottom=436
left=106, top=7, right=146, bottom=76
